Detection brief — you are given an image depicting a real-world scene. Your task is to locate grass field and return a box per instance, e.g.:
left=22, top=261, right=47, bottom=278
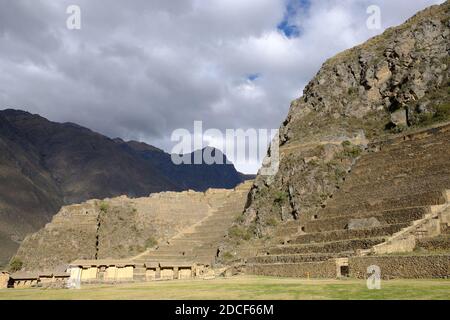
left=0, top=276, right=449, bottom=300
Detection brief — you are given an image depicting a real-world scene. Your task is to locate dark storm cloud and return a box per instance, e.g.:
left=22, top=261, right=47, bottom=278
left=0, top=0, right=444, bottom=172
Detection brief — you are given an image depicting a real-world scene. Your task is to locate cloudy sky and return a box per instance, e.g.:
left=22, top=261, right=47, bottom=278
left=0, top=0, right=444, bottom=173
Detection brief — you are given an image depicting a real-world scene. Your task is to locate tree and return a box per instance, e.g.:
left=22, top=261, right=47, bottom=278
left=9, top=258, right=23, bottom=272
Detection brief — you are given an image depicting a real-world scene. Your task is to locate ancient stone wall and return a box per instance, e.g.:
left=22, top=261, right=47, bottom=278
left=14, top=202, right=99, bottom=271
left=349, top=255, right=450, bottom=279
left=246, top=261, right=336, bottom=278
left=416, top=236, right=450, bottom=251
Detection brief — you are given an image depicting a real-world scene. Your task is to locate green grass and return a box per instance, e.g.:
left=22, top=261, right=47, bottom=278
left=0, top=276, right=449, bottom=300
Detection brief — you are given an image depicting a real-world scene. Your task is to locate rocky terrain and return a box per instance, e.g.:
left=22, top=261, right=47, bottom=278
left=223, top=1, right=450, bottom=258
left=0, top=109, right=248, bottom=267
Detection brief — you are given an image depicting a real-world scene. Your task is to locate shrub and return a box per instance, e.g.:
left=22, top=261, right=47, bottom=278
left=347, top=87, right=358, bottom=96
left=9, top=258, right=23, bottom=272
left=99, top=202, right=109, bottom=213
left=266, top=218, right=279, bottom=227
left=228, top=226, right=244, bottom=239
left=222, top=252, right=234, bottom=261
left=342, top=140, right=352, bottom=148
left=228, top=225, right=255, bottom=241
left=274, top=191, right=289, bottom=204
left=334, top=167, right=347, bottom=181
left=145, top=236, right=158, bottom=248
left=417, top=103, right=450, bottom=126
left=341, top=141, right=362, bottom=158
left=434, top=103, right=450, bottom=121
left=389, top=124, right=407, bottom=134
left=417, top=112, right=434, bottom=126
left=235, top=215, right=245, bottom=224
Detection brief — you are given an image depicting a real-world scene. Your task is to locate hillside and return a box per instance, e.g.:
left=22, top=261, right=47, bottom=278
left=13, top=182, right=253, bottom=271
left=0, top=109, right=247, bottom=267
left=222, top=1, right=450, bottom=258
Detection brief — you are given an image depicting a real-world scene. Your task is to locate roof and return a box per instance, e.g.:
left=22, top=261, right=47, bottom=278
left=10, top=272, right=39, bottom=280
left=160, top=262, right=193, bottom=268
left=10, top=270, right=69, bottom=279
left=53, top=272, right=70, bottom=278
left=38, top=272, right=69, bottom=278
left=38, top=272, right=53, bottom=277
left=144, top=262, right=159, bottom=268
left=69, top=260, right=136, bottom=267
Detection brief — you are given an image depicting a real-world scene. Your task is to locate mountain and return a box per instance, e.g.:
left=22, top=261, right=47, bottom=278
left=228, top=1, right=450, bottom=247
left=0, top=109, right=247, bottom=266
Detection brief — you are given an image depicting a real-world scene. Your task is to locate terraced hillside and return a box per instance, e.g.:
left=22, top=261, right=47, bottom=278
left=131, top=182, right=251, bottom=280
left=246, top=124, right=450, bottom=279
left=14, top=181, right=252, bottom=271
left=241, top=0, right=450, bottom=250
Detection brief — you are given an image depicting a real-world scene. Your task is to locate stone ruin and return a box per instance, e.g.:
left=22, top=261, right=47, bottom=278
left=2, top=125, right=450, bottom=288
left=63, top=182, right=252, bottom=285
left=245, top=124, right=450, bottom=279
left=50, top=125, right=450, bottom=285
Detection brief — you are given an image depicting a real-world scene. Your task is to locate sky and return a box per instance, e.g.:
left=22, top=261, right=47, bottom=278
left=0, top=0, right=444, bottom=173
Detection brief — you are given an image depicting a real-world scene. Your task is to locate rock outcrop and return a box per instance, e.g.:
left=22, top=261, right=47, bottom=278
left=235, top=1, right=450, bottom=245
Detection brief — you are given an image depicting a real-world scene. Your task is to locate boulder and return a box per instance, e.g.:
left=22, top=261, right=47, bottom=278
left=390, top=109, right=408, bottom=127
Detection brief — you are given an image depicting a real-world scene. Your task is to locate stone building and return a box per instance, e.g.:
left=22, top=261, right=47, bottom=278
left=67, top=260, right=202, bottom=284
left=9, top=272, right=39, bottom=288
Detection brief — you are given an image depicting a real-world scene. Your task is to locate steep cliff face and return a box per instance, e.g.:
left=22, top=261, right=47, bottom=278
left=14, top=186, right=242, bottom=271
left=239, top=2, right=450, bottom=240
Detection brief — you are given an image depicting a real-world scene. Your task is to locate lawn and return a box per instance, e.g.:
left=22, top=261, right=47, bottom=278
left=0, top=276, right=449, bottom=300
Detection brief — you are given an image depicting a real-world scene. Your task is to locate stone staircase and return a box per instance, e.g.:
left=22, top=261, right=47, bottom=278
left=131, top=181, right=251, bottom=280
left=246, top=124, right=450, bottom=278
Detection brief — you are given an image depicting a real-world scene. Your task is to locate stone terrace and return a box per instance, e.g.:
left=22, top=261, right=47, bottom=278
left=246, top=124, right=450, bottom=279
left=131, top=181, right=251, bottom=280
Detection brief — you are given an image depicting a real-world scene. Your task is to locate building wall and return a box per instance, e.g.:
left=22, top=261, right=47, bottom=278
left=13, top=279, right=38, bottom=288
left=161, top=268, right=174, bottom=280
left=179, top=268, right=192, bottom=280
left=0, top=273, right=9, bottom=289
left=146, top=269, right=156, bottom=281
left=104, top=266, right=117, bottom=281
left=40, top=276, right=54, bottom=284
left=117, top=266, right=134, bottom=281
left=81, top=267, right=98, bottom=282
